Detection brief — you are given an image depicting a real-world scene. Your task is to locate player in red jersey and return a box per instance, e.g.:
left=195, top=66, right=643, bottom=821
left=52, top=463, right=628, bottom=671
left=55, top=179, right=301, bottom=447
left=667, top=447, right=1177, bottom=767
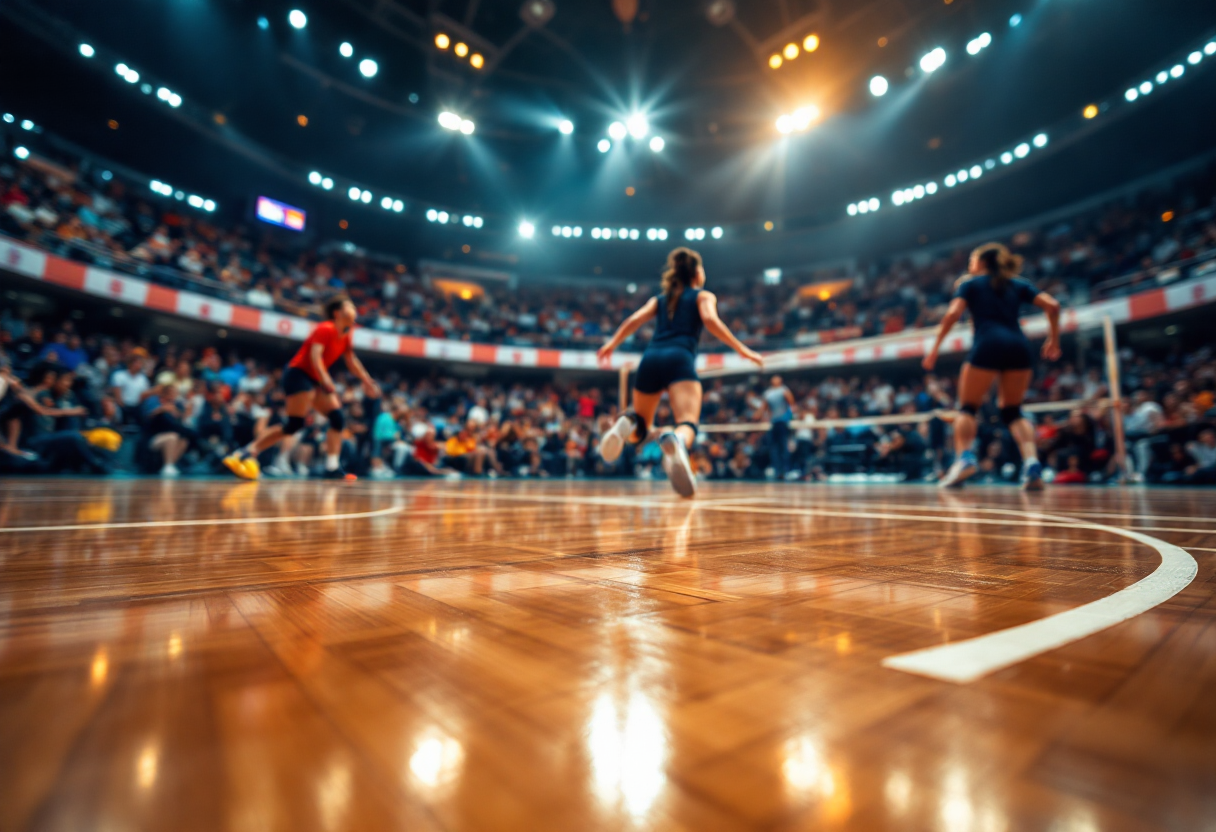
left=224, top=296, right=380, bottom=480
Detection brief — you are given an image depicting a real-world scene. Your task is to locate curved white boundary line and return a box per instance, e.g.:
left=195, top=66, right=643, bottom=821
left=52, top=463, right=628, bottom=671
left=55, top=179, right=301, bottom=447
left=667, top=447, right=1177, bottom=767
left=0, top=504, right=404, bottom=533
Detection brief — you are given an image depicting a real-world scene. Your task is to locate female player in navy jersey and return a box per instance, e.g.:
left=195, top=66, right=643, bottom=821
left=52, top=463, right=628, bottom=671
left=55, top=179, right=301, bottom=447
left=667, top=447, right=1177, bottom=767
left=597, top=247, right=763, bottom=497
left=224, top=295, right=380, bottom=480
left=923, top=242, right=1061, bottom=490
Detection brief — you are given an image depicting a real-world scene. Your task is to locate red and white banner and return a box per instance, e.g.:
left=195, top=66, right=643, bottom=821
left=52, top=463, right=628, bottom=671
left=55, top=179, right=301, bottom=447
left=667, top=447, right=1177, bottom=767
left=2, top=237, right=1213, bottom=376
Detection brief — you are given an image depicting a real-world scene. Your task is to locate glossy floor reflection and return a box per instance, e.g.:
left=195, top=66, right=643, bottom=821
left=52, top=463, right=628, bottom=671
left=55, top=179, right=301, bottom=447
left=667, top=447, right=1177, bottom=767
left=0, top=479, right=1214, bottom=831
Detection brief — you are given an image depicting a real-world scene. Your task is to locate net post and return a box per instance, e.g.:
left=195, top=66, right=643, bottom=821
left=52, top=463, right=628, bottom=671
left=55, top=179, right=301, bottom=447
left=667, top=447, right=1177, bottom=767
left=1102, top=315, right=1127, bottom=481
left=618, top=362, right=630, bottom=414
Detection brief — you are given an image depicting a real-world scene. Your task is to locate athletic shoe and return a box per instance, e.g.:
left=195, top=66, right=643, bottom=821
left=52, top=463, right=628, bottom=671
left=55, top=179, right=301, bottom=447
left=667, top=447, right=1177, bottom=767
left=659, top=432, right=697, bottom=499
left=599, top=415, right=635, bottom=464
left=223, top=454, right=258, bottom=481
left=160, top=463, right=180, bottom=478
left=321, top=467, right=357, bottom=481
left=1022, top=460, right=1045, bottom=491
left=938, top=453, right=977, bottom=489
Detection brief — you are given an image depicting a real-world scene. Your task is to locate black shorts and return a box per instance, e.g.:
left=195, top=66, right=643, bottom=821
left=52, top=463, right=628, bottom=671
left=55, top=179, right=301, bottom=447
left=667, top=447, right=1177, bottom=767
left=282, top=365, right=316, bottom=396
left=968, top=331, right=1034, bottom=372
left=635, top=346, right=698, bottom=394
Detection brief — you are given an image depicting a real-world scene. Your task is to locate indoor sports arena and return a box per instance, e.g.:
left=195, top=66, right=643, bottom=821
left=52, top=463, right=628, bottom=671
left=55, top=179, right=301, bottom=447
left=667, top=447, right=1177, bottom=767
left=2, top=0, right=1215, bottom=829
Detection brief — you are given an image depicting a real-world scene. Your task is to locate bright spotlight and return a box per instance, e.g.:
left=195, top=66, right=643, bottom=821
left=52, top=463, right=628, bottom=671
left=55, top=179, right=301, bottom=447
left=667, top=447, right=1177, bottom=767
left=454, top=42, right=468, bottom=57
left=791, top=106, right=818, bottom=130
left=1014, top=142, right=1030, bottom=158
left=518, top=221, right=535, bottom=239
left=1139, top=81, right=1152, bottom=94
left=463, top=216, right=474, bottom=227
left=340, top=42, right=353, bottom=58
left=14, top=146, right=29, bottom=160
left=769, top=54, right=783, bottom=69
left=203, top=200, right=216, bottom=212
left=115, top=63, right=127, bottom=76
left=1, top=114, right=12, bottom=123
left=1125, top=88, right=1139, bottom=102
left=1156, top=70, right=1168, bottom=84
left=188, top=195, right=204, bottom=208
left=473, top=217, right=483, bottom=228
left=1170, top=64, right=1184, bottom=78
left=646, top=228, right=657, bottom=241
left=561, top=226, right=572, bottom=237
left=435, top=33, right=450, bottom=49
left=629, top=229, right=640, bottom=240
left=573, top=227, right=582, bottom=237
left=437, top=211, right=449, bottom=222
left=426, top=209, right=438, bottom=221
left=892, top=191, right=905, bottom=206
left=608, top=121, right=627, bottom=141
left=79, top=43, right=95, bottom=58
left=685, top=228, right=695, bottom=240
left=1207, top=42, right=1216, bottom=56
left=1009, top=13, right=1022, bottom=27
left=20, top=119, right=34, bottom=131
left=626, top=114, right=649, bottom=139
left=288, top=9, right=307, bottom=29
left=783, top=43, right=799, bottom=60
left=308, top=171, right=322, bottom=185
left=803, top=34, right=820, bottom=52
left=869, top=75, right=888, bottom=97
left=857, top=201, right=869, bottom=214
left=348, top=187, right=361, bottom=200
left=1000, top=151, right=1014, bottom=164
left=1033, top=132, right=1048, bottom=147
left=470, top=53, right=484, bottom=69
left=913, top=184, right=925, bottom=199
left=868, top=197, right=879, bottom=211
left=944, top=174, right=957, bottom=187
left=393, top=200, right=404, bottom=212
left=360, top=190, right=372, bottom=204
left=919, top=47, right=946, bottom=73
left=969, top=165, right=983, bottom=179
left=925, top=182, right=938, bottom=195
left=1188, top=51, right=1202, bottom=65
left=558, top=119, right=574, bottom=134
left=598, top=139, right=611, bottom=153
left=459, top=119, right=475, bottom=135
left=711, top=226, right=723, bottom=239
left=381, top=196, right=393, bottom=209
left=592, top=228, right=602, bottom=239
left=658, top=229, right=667, bottom=240
left=649, top=136, right=665, bottom=152
left=359, top=59, right=378, bottom=78
left=438, top=111, right=462, bottom=130
left=957, top=169, right=969, bottom=183
left=257, top=16, right=269, bottom=30
left=123, top=69, right=140, bottom=84
left=847, top=203, right=858, bottom=216
left=775, top=115, right=793, bottom=134
left=321, top=177, right=333, bottom=190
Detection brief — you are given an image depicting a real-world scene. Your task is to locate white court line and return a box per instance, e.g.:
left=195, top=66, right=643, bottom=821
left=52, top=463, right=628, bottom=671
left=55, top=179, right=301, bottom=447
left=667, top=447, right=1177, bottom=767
left=0, top=504, right=404, bottom=533
left=425, top=489, right=1200, bottom=684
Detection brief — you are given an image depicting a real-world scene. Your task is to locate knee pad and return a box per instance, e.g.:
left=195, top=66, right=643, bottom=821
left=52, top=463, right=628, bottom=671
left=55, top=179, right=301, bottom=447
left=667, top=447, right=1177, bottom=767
left=282, top=415, right=306, bottom=436
left=326, top=409, right=346, bottom=432
left=959, top=403, right=979, bottom=418
left=677, top=421, right=699, bottom=436
left=999, top=405, right=1024, bottom=425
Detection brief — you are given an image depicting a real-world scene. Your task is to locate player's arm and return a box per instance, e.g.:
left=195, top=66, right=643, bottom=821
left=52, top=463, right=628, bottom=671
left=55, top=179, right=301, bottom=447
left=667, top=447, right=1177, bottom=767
left=1034, top=292, right=1062, bottom=361
left=597, top=297, right=659, bottom=362
left=922, top=297, right=967, bottom=372
left=310, top=342, right=336, bottom=393
left=698, top=291, right=763, bottom=367
left=343, top=349, right=381, bottom=398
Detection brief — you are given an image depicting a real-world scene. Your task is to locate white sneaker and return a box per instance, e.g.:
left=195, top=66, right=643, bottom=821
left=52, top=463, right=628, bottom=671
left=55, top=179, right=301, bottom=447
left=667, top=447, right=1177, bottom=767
left=160, top=463, right=180, bottom=478
left=600, top=415, right=636, bottom=464
left=296, top=463, right=311, bottom=477
left=938, top=453, right=977, bottom=489
left=659, top=432, right=697, bottom=498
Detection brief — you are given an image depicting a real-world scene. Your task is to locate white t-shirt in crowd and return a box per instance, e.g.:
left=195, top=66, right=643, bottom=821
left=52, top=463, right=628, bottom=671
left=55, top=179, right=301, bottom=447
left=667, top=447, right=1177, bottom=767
left=110, top=368, right=150, bottom=407
left=1124, top=401, right=1163, bottom=435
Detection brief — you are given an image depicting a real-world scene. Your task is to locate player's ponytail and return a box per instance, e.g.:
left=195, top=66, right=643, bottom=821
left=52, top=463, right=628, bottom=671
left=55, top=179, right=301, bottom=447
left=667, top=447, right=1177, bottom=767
left=661, top=247, right=700, bottom=319
left=971, top=242, right=1023, bottom=289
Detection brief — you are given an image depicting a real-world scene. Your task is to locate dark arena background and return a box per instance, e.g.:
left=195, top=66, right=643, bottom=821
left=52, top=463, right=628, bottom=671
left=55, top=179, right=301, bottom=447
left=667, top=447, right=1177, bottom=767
left=2, top=0, right=1216, bottom=829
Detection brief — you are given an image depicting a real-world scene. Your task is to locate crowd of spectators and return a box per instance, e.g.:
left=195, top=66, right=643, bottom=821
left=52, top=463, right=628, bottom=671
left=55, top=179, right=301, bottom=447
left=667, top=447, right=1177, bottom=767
left=2, top=145, right=1215, bottom=352
left=2, top=314, right=1214, bottom=487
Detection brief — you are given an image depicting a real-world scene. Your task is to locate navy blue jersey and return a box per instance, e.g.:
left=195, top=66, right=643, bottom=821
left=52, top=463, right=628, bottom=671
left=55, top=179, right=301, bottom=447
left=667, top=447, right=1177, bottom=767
left=954, top=275, right=1039, bottom=336
left=649, top=288, right=704, bottom=354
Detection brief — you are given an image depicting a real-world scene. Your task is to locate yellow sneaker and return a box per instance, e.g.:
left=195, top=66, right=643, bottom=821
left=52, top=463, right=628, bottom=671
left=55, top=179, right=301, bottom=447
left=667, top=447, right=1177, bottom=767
left=243, top=458, right=261, bottom=480
left=223, top=454, right=257, bottom=480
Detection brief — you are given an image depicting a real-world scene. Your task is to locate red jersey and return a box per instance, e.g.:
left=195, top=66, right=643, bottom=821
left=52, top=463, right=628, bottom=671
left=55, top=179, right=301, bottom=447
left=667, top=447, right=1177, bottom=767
left=288, top=321, right=352, bottom=380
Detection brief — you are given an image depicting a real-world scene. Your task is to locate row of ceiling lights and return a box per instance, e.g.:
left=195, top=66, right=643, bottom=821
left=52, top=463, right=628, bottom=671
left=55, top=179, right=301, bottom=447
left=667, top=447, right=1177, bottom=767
left=1124, top=41, right=1214, bottom=102
left=272, top=10, right=380, bottom=77
left=768, top=33, right=820, bottom=69
left=79, top=43, right=186, bottom=109
left=426, top=209, right=485, bottom=228
left=149, top=180, right=217, bottom=213
left=434, top=33, right=484, bottom=70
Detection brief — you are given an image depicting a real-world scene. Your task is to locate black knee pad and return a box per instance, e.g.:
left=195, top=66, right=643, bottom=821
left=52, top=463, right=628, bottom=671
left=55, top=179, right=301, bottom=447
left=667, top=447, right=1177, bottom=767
left=326, top=408, right=346, bottom=432
left=959, top=403, right=979, bottom=417
left=999, top=405, right=1024, bottom=425
left=677, top=421, right=699, bottom=435
left=282, top=415, right=306, bottom=436
left=625, top=410, right=647, bottom=444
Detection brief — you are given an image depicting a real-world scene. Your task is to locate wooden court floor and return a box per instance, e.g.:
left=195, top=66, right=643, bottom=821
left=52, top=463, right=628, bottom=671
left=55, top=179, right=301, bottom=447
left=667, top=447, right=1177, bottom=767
left=0, top=478, right=1214, bottom=831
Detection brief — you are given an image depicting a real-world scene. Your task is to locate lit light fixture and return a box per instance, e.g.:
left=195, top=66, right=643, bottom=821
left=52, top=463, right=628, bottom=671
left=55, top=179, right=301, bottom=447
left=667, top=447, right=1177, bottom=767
left=297, top=114, right=309, bottom=127
left=1032, top=133, right=1048, bottom=148
left=426, top=209, right=438, bottom=221
left=769, top=54, right=783, bottom=69
left=597, top=139, right=611, bottom=153
left=966, top=32, right=992, bottom=55
left=393, top=200, right=403, bottom=212
left=649, top=136, right=665, bottom=152
left=470, top=53, right=484, bottom=69
left=1206, top=41, right=1216, bottom=56
left=1014, top=142, right=1030, bottom=158
left=1187, top=51, right=1202, bottom=65
left=257, top=16, right=269, bottom=30
left=1170, top=64, right=1184, bottom=79
left=381, top=196, right=393, bottom=209
left=925, top=182, right=938, bottom=195
left=188, top=195, right=204, bottom=208
left=359, top=58, right=378, bottom=78
left=459, top=119, right=475, bottom=135
left=360, top=190, right=372, bottom=204
left=558, top=119, right=574, bottom=134
left=1139, top=81, right=1153, bottom=95
left=79, top=43, right=95, bottom=58
left=1083, top=104, right=1099, bottom=119
left=969, top=164, right=983, bottom=179
left=203, top=200, right=216, bottom=212
left=783, top=43, right=799, bottom=60
left=437, top=211, right=449, bottom=222
left=1000, top=151, right=1014, bottom=164
left=1125, top=88, right=1139, bottom=102
left=803, top=34, right=819, bottom=52
left=607, top=121, right=627, bottom=141
left=2, top=114, right=12, bottom=123
left=711, top=226, right=723, bottom=239
left=348, top=187, right=361, bottom=200
left=438, top=111, right=462, bottom=130
left=920, top=47, right=946, bottom=73
left=626, top=114, right=649, bottom=139
left=518, top=221, right=535, bottom=239
left=321, top=177, right=333, bottom=190
left=340, top=42, right=353, bottom=58
left=288, top=9, right=307, bottom=29
left=20, top=119, right=34, bottom=131
left=869, top=75, right=888, bottom=97
left=435, top=33, right=450, bottom=49
left=776, top=114, right=792, bottom=134
left=454, top=42, right=469, bottom=57
left=14, top=146, right=29, bottom=160
left=308, top=171, right=322, bottom=185
left=1009, top=13, right=1022, bottom=27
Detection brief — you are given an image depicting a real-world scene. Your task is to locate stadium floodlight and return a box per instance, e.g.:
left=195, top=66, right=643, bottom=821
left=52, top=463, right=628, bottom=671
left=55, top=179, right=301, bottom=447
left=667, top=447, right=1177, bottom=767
left=607, top=121, right=627, bottom=141
left=913, top=184, right=926, bottom=199
left=473, top=217, right=483, bottom=228
left=14, top=146, right=29, bottom=160
left=459, top=119, right=475, bottom=135
left=288, top=9, right=307, bottom=29
left=308, top=171, right=322, bottom=185
left=957, top=169, right=969, bottom=183
left=658, top=229, right=667, bottom=240
left=626, top=114, right=649, bottom=139
left=360, top=190, right=372, bottom=203
left=868, top=197, right=879, bottom=211
left=857, top=201, right=869, bottom=214
left=1207, top=42, right=1216, bottom=56
left=970, top=165, right=983, bottom=179
left=593, top=228, right=603, bottom=239
left=20, top=119, right=34, bottom=131
left=561, top=226, right=571, bottom=237
left=348, top=187, right=361, bottom=201
left=847, top=203, right=858, bottom=216
left=926, top=182, right=938, bottom=195
left=437, top=211, right=449, bottom=223
left=573, top=227, right=582, bottom=237
left=1009, top=13, right=1022, bottom=27
left=1033, top=133, right=1048, bottom=148
left=518, top=221, right=535, bottom=238
left=257, top=16, right=269, bottom=30
left=203, top=200, right=216, bottom=212
left=1, top=114, right=12, bottom=123
left=381, top=196, right=393, bottom=209
left=340, top=42, right=353, bottom=58
left=1188, top=51, right=1202, bottom=65
left=646, top=229, right=657, bottom=241
left=1170, top=64, right=1184, bottom=79
left=558, top=119, right=574, bottom=134
left=1125, top=88, right=1139, bottom=102
left=869, top=75, right=888, bottom=97
left=1139, top=81, right=1152, bottom=95
left=776, top=115, right=793, bottom=134
left=426, top=209, right=438, bottom=221
left=359, top=59, right=378, bottom=78
left=1156, top=70, right=1169, bottom=85
left=1001, top=151, right=1014, bottom=164
left=629, top=229, right=640, bottom=240
left=393, top=200, right=404, bottom=212
left=892, top=191, right=906, bottom=207
left=598, top=139, right=611, bottom=153
left=649, top=136, right=665, bottom=152
left=1014, top=142, right=1030, bottom=158
left=919, top=47, right=946, bottom=74
left=438, top=111, right=462, bottom=130
left=187, top=195, right=204, bottom=208
left=945, top=174, right=957, bottom=187
left=79, top=44, right=95, bottom=58
left=321, top=177, right=333, bottom=190
left=712, top=226, right=723, bottom=239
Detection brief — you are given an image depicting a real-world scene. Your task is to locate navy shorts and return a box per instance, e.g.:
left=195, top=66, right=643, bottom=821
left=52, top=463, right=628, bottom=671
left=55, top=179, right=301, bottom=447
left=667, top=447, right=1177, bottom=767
left=282, top=365, right=317, bottom=395
left=635, top=346, right=699, bottom=394
left=968, top=331, right=1034, bottom=372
